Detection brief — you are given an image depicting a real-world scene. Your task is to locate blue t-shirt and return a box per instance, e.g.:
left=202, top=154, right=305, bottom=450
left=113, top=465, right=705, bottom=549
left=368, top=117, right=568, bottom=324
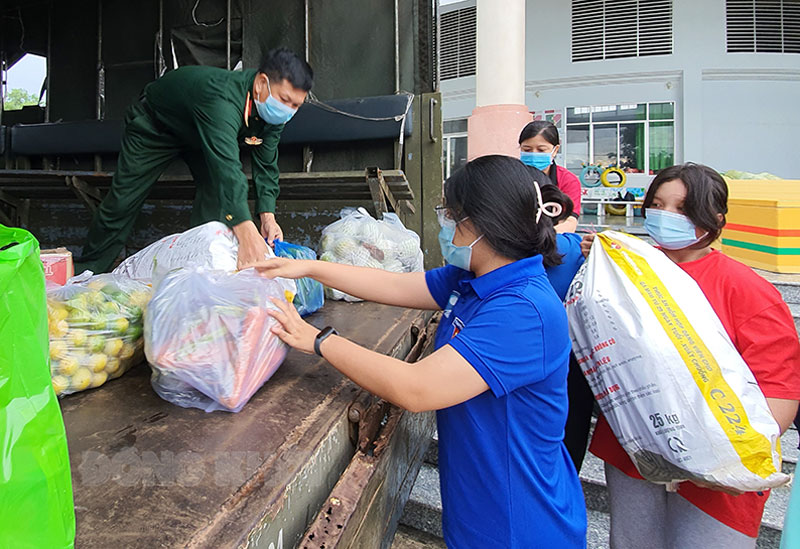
left=426, top=256, right=587, bottom=549
left=546, top=233, right=585, bottom=301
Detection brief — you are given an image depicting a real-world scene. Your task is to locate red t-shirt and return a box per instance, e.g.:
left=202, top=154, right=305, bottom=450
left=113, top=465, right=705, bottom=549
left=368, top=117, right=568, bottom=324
left=552, top=165, right=582, bottom=215
left=589, top=249, right=800, bottom=537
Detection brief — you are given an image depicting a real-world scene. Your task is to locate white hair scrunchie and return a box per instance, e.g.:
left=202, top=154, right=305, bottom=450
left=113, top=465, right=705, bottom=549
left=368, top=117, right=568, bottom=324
left=533, top=182, right=564, bottom=223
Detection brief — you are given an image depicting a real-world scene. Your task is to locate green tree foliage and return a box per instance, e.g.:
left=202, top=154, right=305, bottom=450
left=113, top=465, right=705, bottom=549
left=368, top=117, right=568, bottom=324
left=3, top=88, right=40, bottom=111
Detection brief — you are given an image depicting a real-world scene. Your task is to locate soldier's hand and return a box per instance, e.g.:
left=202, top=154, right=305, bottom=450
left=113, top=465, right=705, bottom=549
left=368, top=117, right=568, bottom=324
left=259, top=212, right=284, bottom=247
left=233, top=221, right=271, bottom=270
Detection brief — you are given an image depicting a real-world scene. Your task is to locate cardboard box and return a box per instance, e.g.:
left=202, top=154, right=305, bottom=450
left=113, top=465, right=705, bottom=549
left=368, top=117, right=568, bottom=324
left=41, top=248, right=74, bottom=286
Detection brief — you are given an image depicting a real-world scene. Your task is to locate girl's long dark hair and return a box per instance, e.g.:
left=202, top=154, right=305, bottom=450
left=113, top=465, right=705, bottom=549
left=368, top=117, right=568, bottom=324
left=444, top=155, right=562, bottom=267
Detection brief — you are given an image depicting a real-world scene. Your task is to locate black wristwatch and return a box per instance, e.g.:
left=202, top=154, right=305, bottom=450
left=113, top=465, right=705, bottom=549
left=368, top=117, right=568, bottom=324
left=314, top=326, right=339, bottom=357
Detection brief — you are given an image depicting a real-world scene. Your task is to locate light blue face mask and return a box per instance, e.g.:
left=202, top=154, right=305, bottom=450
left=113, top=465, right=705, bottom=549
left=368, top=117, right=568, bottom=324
left=255, top=75, right=298, bottom=125
left=643, top=209, right=707, bottom=250
left=520, top=150, right=555, bottom=171
left=437, top=212, right=483, bottom=271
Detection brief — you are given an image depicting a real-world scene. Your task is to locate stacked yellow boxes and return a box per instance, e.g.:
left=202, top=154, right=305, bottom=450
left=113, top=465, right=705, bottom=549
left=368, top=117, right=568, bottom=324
left=721, top=180, right=800, bottom=273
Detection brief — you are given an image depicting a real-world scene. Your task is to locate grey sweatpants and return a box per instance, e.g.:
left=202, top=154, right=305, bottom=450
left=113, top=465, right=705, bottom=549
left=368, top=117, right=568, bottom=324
left=605, top=463, right=758, bottom=549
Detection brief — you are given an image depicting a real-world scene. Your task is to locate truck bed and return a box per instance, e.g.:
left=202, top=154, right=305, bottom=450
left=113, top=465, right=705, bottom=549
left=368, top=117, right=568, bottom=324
left=60, top=301, right=431, bottom=548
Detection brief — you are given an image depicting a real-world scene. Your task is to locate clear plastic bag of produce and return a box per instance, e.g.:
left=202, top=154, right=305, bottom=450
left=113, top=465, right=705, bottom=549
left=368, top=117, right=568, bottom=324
left=47, top=273, right=151, bottom=396
left=1, top=225, right=75, bottom=547
left=144, top=268, right=294, bottom=413
left=565, top=231, right=788, bottom=492
left=273, top=240, right=324, bottom=316
left=112, top=221, right=239, bottom=281
left=319, top=207, right=424, bottom=302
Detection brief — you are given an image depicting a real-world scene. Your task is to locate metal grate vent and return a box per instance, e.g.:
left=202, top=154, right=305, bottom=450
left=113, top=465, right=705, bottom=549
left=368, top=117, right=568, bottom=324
left=726, top=0, right=800, bottom=53
left=572, top=0, right=673, bottom=62
left=440, top=6, right=477, bottom=80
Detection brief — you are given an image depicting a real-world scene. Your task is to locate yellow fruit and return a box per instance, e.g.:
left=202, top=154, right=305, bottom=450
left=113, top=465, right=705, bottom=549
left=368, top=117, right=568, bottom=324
left=120, top=343, right=135, bottom=360
left=57, top=356, right=79, bottom=376
left=88, top=353, right=108, bottom=373
left=105, top=357, right=121, bottom=375
left=49, top=340, right=67, bottom=360
left=86, top=279, right=106, bottom=291
left=86, top=290, right=105, bottom=306
left=50, top=306, right=69, bottom=322
left=111, top=317, right=129, bottom=334
left=67, top=294, right=89, bottom=310
left=89, top=371, right=108, bottom=388
left=128, top=291, right=151, bottom=308
left=68, top=328, right=88, bottom=347
left=71, top=368, right=92, bottom=391
left=50, top=320, right=69, bottom=338
left=284, top=290, right=295, bottom=303
left=52, top=375, right=70, bottom=395
left=100, top=301, right=120, bottom=315
left=87, top=335, right=106, bottom=353
left=104, top=338, right=124, bottom=356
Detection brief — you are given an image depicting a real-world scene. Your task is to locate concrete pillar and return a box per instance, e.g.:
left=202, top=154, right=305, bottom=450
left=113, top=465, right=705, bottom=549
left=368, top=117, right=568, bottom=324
left=467, top=0, right=531, bottom=160
left=679, top=69, right=703, bottom=165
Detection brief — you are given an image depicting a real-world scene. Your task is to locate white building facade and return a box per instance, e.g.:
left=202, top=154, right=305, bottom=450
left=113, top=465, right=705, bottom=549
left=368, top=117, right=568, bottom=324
left=440, top=0, right=800, bottom=187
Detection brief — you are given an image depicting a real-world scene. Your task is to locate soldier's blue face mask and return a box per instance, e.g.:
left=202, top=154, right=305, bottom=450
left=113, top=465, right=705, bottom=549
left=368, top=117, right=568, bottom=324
left=256, top=75, right=298, bottom=125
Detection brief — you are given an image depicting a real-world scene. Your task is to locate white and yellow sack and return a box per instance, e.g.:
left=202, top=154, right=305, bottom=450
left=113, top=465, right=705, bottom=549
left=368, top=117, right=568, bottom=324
left=566, top=230, right=788, bottom=491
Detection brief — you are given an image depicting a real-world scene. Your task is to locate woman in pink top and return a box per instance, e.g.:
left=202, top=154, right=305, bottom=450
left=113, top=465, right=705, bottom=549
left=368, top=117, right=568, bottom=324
left=519, top=121, right=582, bottom=233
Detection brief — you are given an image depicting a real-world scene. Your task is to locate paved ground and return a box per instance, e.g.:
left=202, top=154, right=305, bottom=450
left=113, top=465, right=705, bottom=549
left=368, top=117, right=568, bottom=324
left=391, top=524, right=447, bottom=548
left=754, top=268, right=800, bottom=284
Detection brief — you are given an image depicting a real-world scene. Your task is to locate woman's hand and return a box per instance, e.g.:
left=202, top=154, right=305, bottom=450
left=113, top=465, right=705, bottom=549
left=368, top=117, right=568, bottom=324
left=267, top=296, right=320, bottom=354
left=580, top=233, right=596, bottom=258
left=253, top=257, right=313, bottom=280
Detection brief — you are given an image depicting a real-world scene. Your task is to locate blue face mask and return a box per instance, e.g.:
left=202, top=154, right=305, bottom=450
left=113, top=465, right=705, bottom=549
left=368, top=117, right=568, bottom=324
left=255, top=76, right=298, bottom=125
left=520, top=150, right=554, bottom=171
left=643, top=209, right=707, bottom=250
left=437, top=214, right=483, bottom=271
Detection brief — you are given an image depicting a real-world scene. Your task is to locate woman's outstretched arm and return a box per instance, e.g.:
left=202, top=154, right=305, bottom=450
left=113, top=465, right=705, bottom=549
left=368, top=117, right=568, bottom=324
left=253, top=257, right=440, bottom=310
left=266, top=297, right=488, bottom=412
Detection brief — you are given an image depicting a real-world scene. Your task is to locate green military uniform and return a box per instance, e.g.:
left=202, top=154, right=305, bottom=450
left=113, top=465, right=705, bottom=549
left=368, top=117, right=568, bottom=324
left=77, top=66, right=283, bottom=273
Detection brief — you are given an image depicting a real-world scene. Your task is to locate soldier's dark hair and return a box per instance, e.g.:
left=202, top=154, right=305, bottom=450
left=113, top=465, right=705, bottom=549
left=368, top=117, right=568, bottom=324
left=642, top=163, right=728, bottom=244
left=444, top=155, right=562, bottom=267
left=259, top=48, right=314, bottom=91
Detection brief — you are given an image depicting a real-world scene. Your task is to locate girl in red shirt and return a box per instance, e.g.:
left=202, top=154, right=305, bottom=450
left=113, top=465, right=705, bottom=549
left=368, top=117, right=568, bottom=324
left=584, top=163, right=800, bottom=548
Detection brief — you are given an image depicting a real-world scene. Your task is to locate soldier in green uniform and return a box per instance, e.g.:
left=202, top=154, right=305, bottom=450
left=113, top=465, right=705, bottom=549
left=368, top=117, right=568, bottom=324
left=75, top=48, right=313, bottom=273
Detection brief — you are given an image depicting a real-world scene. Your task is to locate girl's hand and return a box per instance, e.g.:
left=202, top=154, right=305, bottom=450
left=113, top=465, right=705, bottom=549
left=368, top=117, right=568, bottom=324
left=252, top=257, right=312, bottom=280
left=580, top=233, right=596, bottom=258
left=267, top=296, right=320, bottom=354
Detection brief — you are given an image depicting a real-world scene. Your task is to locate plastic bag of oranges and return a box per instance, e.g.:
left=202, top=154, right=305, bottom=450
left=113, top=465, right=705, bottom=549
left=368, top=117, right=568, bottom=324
left=47, top=273, right=152, bottom=396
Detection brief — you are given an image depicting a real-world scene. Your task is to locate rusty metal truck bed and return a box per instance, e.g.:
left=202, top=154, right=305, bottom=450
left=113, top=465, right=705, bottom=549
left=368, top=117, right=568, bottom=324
left=60, top=301, right=435, bottom=549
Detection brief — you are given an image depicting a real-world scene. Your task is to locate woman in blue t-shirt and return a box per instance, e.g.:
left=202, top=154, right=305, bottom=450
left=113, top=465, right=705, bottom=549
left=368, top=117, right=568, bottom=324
left=255, top=155, right=587, bottom=548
